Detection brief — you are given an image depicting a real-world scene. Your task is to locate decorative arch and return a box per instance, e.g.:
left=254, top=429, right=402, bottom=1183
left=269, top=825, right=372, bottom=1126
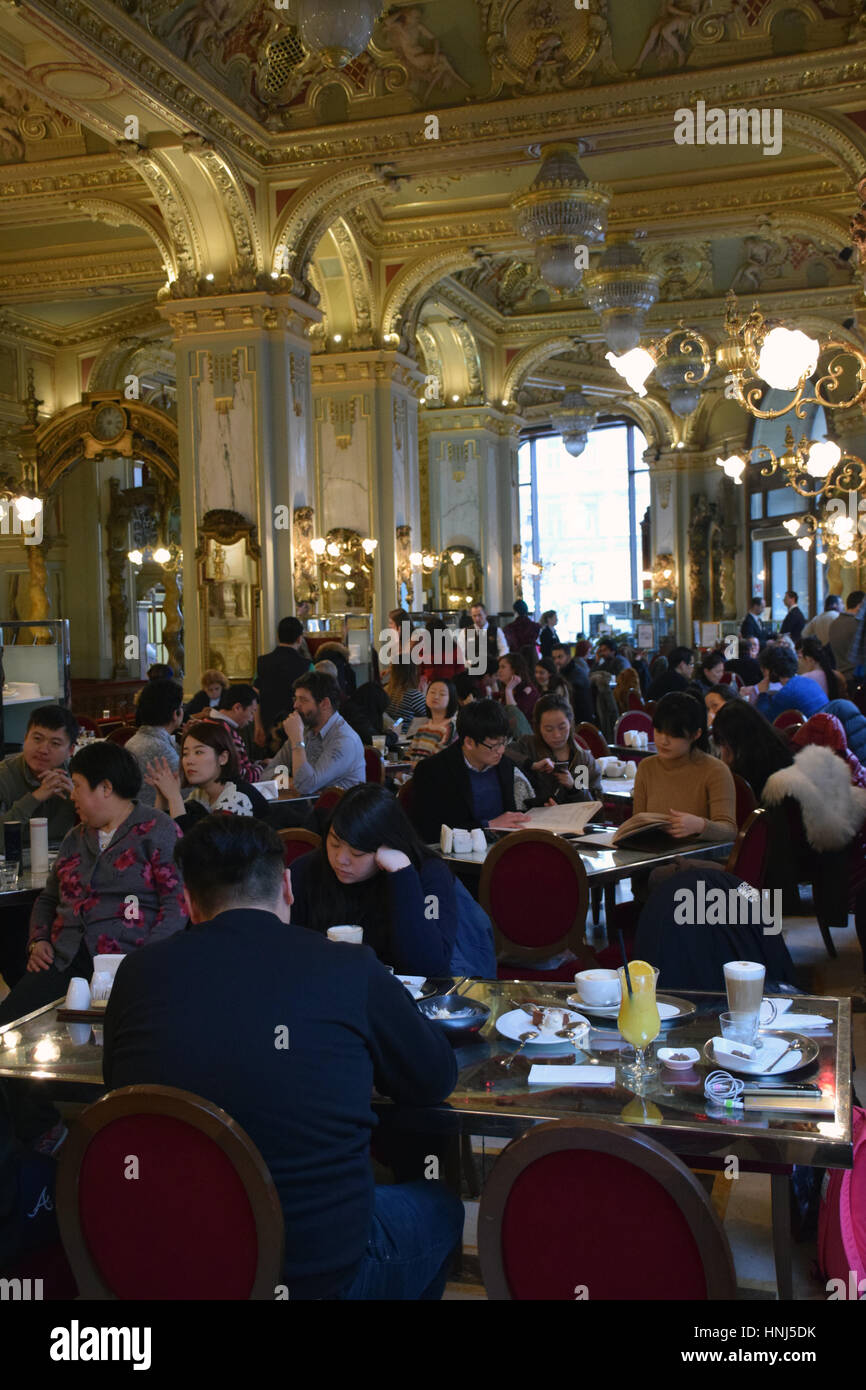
left=273, top=166, right=387, bottom=284
left=190, top=146, right=264, bottom=275
left=380, top=249, right=478, bottom=342
left=328, top=217, right=374, bottom=336
left=68, top=199, right=177, bottom=280
left=34, top=397, right=178, bottom=492
left=502, top=337, right=576, bottom=402
left=121, top=149, right=200, bottom=277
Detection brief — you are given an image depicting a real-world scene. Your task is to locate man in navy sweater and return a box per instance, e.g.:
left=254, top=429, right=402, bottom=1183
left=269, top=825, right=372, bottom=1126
left=103, top=816, right=463, bottom=1300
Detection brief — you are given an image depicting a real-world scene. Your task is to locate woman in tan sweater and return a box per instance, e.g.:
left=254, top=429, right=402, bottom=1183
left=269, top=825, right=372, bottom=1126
left=633, top=691, right=737, bottom=842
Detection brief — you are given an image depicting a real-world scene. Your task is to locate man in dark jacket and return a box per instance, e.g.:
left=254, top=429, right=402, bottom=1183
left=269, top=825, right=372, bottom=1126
left=780, top=590, right=806, bottom=645
left=726, top=633, right=762, bottom=686
left=740, top=597, right=765, bottom=643
left=254, top=617, right=311, bottom=749
left=647, top=646, right=695, bottom=700
left=409, top=700, right=532, bottom=843
left=104, top=816, right=463, bottom=1301
left=551, top=643, right=594, bottom=723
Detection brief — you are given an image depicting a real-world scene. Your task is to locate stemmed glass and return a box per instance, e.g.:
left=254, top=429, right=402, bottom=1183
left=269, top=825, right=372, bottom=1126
left=617, top=962, right=661, bottom=1091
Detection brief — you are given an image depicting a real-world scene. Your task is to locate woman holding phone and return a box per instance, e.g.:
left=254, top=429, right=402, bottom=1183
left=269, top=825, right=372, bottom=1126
left=506, top=695, right=602, bottom=806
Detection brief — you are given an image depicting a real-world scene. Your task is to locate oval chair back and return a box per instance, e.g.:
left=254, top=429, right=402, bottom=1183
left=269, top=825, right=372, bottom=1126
left=575, top=722, right=608, bottom=760
left=478, top=1118, right=735, bottom=1301
left=773, top=710, right=806, bottom=732
left=724, top=807, right=769, bottom=889
left=732, top=773, right=757, bottom=829
left=56, top=1085, right=284, bottom=1300
left=613, top=710, right=653, bottom=744
left=107, top=726, right=136, bottom=747
left=314, top=786, right=346, bottom=819
left=479, top=829, right=589, bottom=964
left=364, top=747, right=385, bottom=784
left=718, top=671, right=742, bottom=689
left=626, top=691, right=646, bottom=711
left=278, top=827, right=322, bottom=867
left=396, top=777, right=415, bottom=822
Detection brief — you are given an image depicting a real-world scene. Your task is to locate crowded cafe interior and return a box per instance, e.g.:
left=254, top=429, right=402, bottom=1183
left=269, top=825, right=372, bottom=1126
left=0, top=0, right=866, bottom=1320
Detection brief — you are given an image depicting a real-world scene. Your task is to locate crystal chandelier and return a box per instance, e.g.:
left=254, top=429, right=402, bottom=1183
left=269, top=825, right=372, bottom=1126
left=295, top=0, right=381, bottom=68
left=513, top=144, right=612, bottom=292
left=780, top=510, right=866, bottom=568
left=654, top=332, right=706, bottom=418
left=606, top=324, right=713, bottom=399
left=582, top=234, right=660, bottom=353
left=550, top=389, right=598, bottom=457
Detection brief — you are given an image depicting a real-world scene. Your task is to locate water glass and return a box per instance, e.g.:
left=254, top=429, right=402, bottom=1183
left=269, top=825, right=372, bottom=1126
left=0, top=863, right=19, bottom=891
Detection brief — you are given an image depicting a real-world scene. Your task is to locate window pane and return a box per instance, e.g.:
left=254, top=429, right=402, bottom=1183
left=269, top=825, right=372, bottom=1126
left=766, top=487, right=808, bottom=517
left=752, top=540, right=764, bottom=597
left=790, top=548, right=808, bottom=612
left=521, top=424, right=646, bottom=640
left=750, top=492, right=762, bottom=520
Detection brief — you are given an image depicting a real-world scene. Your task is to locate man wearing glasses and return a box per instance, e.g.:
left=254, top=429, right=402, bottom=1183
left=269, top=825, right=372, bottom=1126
left=409, top=699, right=532, bottom=843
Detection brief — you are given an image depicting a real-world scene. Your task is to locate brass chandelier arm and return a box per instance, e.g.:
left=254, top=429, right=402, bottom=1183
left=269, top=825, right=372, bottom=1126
left=653, top=325, right=714, bottom=385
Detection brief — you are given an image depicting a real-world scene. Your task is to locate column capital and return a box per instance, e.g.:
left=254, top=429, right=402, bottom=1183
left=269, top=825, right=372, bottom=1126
left=420, top=405, right=524, bottom=438
left=310, top=350, right=425, bottom=393
left=157, top=292, right=321, bottom=341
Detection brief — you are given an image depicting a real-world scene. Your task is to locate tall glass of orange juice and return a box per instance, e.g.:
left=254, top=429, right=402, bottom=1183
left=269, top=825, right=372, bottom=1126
left=617, top=961, right=660, bottom=1089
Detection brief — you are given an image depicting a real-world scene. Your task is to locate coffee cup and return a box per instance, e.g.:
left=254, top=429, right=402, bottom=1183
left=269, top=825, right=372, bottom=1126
left=372, top=735, right=387, bottom=755
left=65, top=976, right=91, bottom=1011
left=327, top=925, right=364, bottom=944
left=624, top=730, right=635, bottom=747
left=575, top=968, right=621, bottom=1006
left=723, top=960, right=777, bottom=1036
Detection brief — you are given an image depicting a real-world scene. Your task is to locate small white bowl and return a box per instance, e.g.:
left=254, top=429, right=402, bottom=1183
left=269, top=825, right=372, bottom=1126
left=657, top=1046, right=700, bottom=1071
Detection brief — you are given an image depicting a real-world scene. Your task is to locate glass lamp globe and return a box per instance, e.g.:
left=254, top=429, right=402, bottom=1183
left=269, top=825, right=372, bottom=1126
left=756, top=326, right=819, bottom=391
left=296, top=0, right=380, bottom=67
left=606, top=347, right=656, bottom=396
left=806, top=440, right=841, bottom=479
left=716, top=454, right=746, bottom=485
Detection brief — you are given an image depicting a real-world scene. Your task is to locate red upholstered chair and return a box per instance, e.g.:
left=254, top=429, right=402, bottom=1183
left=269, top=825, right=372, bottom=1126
left=96, top=718, right=123, bottom=737
left=56, top=1085, right=284, bottom=1299
left=725, top=808, right=769, bottom=889
left=573, top=733, right=590, bottom=752
left=575, top=722, right=607, bottom=760
left=278, top=827, right=321, bottom=867
left=773, top=710, right=806, bottom=732
left=314, top=785, right=346, bottom=818
left=719, top=671, right=743, bottom=690
left=396, top=777, right=415, bottom=820
left=364, top=746, right=385, bottom=784
left=73, top=714, right=98, bottom=733
left=627, top=691, right=646, bottom=711
left=478, top=1119, right=735, bottom=1301
left=733, top=772, right=757, bottom=829
left=613, top=711, right=653, bottom=745
left=107, top=726, right=136, bottom=746
left=479, top=829, right=597, bottom=981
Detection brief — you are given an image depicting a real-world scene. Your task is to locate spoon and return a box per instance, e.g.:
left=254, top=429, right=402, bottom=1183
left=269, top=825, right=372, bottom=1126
left=440, top=978, right=473, bottom=1001
left=499, top=1030, right=539, bottom=1069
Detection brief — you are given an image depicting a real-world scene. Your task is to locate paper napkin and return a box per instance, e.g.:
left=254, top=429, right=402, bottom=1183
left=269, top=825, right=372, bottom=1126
left=527, top=1064, right=616, bottom=1086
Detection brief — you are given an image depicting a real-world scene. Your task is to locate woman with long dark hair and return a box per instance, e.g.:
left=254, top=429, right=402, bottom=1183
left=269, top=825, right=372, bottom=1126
left=633, top=691, right=737, bottom=840
left=710, top=700, right=794, bottom=798
left=534, top=656, right=572, bottom=704
left=496, top=651, right=539, bottom=722
left=384, top=660, right=428, bottom=726
left=406, top=679, right=458, bottom=762
left=288, top=783, right=458, bottom=975
left=506, top=694, right=602, bottom=805
left=797, top=635, right=843, bottom=701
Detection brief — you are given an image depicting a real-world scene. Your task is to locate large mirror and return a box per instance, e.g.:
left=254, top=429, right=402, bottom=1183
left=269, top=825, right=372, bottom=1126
left=196, top=510, right=261, bottom=679
left=437, top=546, right=482, bottom=610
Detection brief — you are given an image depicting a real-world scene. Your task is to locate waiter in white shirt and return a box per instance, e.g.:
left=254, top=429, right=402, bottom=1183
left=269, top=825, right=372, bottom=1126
left=456, top=603, right=508, bottom=676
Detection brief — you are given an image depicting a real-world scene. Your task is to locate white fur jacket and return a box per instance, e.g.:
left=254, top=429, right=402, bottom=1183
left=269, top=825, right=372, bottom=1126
left=763, top=744, right=866, bottom=851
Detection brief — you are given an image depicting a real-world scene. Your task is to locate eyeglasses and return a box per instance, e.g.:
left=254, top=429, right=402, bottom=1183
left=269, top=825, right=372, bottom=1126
left=480, top=738, right=508, bottom=751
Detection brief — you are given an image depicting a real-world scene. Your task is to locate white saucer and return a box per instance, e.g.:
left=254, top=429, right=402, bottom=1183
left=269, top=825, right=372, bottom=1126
left=496, top=1007, right=590, bottom=1045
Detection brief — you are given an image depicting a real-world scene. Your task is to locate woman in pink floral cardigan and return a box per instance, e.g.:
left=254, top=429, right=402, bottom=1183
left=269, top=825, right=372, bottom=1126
left=0, top=742, right=187, bottom=1028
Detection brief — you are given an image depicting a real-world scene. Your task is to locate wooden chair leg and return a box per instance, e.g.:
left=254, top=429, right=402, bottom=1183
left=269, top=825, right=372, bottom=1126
left=817, top=916, right=838, bottom=959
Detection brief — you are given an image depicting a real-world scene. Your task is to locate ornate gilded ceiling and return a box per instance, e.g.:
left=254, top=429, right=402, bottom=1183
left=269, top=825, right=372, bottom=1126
left=1, top=0, right=866, bottom=446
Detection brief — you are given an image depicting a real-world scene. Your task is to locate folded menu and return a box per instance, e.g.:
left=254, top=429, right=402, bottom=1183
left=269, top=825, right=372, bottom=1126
left=256, top=780, right=280, bottom=801
left=527, top=1064, right=616, bottom=1086
left=520, top=801, right=603, bottom=835
left=609, top=812, right=674, bottom=845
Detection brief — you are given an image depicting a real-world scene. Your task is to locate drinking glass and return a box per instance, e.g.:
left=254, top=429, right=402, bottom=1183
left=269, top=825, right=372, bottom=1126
left=0, top=863, right=19, bottom=891
left=617, top=962, right=660, bottom=1089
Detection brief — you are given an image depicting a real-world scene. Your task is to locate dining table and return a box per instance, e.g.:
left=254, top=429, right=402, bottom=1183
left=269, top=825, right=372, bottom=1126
left=0, top=979, right=850, bottom=1301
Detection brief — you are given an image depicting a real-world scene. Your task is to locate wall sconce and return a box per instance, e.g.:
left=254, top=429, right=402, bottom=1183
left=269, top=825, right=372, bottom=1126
left=311, top=537, right=327, bottom=555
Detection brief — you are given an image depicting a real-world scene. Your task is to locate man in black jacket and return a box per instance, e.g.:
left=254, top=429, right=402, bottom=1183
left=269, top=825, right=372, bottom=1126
left=104, top=817, right=463, bottom=1301
left=254, top=616, right=311, bottom=749
left=740, top=597, right=765, bottom=643
left=409, top=699, right=532, bottom=843
left=646, top=646, right=695, bottom=700
left=551, top=643, right=594, bottom=723
left=780, top=590, right=806, bottom=645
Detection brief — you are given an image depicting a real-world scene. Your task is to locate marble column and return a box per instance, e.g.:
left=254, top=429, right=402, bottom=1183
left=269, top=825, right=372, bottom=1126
left=158, top=291, right=320, bottom=677
left=421, top=406, right=520, bottom=615
left=311, top=350, right=424, bottom=636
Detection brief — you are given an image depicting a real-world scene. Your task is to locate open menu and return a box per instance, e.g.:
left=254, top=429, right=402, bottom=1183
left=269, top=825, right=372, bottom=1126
left=580, top=811, right=673, bottom=848
left=516, top=801, right=603, bottom=835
